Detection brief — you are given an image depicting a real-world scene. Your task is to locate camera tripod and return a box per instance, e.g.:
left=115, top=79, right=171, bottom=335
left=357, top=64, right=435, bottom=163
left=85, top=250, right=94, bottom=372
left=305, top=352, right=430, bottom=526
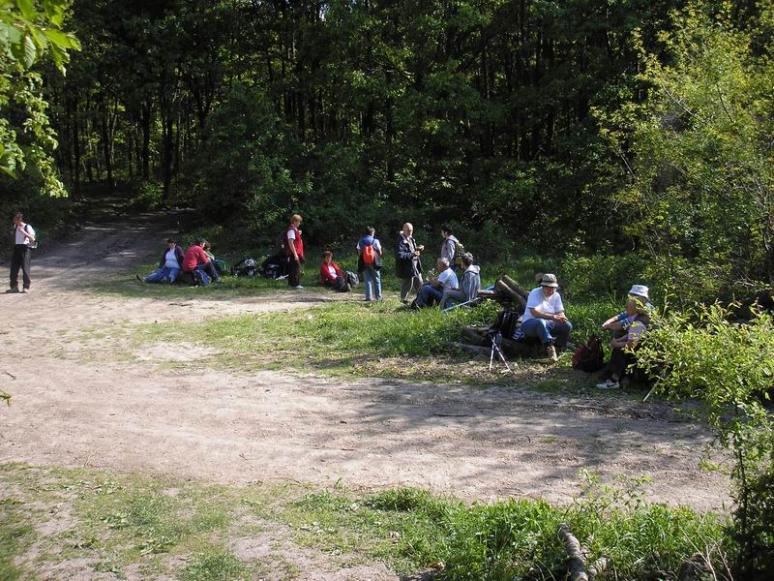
left=488, top=331, right=516, bottom=373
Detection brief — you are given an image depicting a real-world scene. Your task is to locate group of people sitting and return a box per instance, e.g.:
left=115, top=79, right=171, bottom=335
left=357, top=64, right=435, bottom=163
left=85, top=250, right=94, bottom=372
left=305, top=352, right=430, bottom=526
left=139, top=238, right=222, bottom=286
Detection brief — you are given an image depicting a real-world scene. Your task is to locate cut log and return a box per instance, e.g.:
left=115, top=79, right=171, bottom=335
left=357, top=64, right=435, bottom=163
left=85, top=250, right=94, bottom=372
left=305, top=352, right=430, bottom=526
left=557, top=524, right=589, bottom=581
left=500, top=274, right=529, bottom=300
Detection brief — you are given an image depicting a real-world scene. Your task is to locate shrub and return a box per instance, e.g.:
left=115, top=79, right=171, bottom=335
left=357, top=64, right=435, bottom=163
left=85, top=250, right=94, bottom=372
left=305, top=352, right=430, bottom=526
left=637, top=305, right=774, bottom=578
left=560, top=252, right=647, bottom=301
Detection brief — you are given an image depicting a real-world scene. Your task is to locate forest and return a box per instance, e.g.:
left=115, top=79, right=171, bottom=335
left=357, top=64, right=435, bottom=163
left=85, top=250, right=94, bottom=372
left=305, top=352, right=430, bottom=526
left=2, top=0, right=771, bottom=297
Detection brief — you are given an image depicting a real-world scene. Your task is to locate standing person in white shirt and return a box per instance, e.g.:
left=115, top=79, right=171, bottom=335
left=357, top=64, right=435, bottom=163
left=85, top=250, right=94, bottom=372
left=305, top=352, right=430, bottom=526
left=8, top=212, right=36, bottom=293
left=520, top=273, right=573, bottom=361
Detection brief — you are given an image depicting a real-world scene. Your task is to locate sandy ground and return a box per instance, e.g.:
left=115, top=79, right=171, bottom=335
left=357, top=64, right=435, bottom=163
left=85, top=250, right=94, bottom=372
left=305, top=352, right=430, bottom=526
left=0, top=209, right=730, bottom=576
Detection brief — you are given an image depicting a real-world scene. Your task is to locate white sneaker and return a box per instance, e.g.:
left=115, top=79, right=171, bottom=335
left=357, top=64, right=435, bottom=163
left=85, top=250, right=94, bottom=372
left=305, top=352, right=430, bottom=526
left=596, top=379, right=620, bottom=390
left=545, top=345, right=558, bottom=362
left=293, top=285, right=304, bottom=290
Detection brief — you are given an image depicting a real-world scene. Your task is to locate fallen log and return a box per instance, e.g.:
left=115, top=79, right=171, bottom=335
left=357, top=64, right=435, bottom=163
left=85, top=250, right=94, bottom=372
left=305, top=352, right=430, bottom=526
left=557, top=523, right=589, bottom=581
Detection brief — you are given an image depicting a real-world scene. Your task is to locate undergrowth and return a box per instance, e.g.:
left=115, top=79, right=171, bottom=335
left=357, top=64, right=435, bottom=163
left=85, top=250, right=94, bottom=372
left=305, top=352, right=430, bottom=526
left=0, top=463, right=730, bottom=580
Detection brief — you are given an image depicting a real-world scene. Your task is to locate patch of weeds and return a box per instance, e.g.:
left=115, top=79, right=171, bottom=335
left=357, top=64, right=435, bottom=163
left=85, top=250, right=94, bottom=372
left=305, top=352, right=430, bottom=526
left=180, top=549, right=251, bottom=581
left=0, top=498, right=37, bottom=580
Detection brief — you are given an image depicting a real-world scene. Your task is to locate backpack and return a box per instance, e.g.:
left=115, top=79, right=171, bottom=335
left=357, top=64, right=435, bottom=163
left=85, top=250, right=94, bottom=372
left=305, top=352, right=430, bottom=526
left=191, top=269, right=211, bottom=286
left=361, top=243, right=376, bottom=266
left=572, top=335, right=605, bottom=373
left=25, top=224, right=38, bottom=249
left=452, top=239, right=465, bottom=266
left=494, top=309, right=520, bottom=339
left=231, top=258, right=258, bottom=278
left=346, top=271, right=359, bottom=286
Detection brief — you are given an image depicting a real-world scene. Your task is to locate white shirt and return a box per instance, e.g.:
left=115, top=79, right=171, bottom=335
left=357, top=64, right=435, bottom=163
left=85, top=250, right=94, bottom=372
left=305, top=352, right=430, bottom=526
left=287, top=229, right=296, bottom=240
left=15, top=224, right=35, bottom=245
left=327, top=265, right=337, bottom=278
left=521, top=287, right=564, bottom=323
left=164, top=248, right=179, bottom=269
left=437, top=268, right=459, bottom=290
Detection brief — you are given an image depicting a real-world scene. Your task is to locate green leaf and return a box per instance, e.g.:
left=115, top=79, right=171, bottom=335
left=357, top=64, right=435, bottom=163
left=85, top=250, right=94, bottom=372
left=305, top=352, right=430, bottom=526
left=16, top=0, right=36, bottom=21
left=43, top=28, right=77, bottom=50
left=22, top=32, right=36, bottom=67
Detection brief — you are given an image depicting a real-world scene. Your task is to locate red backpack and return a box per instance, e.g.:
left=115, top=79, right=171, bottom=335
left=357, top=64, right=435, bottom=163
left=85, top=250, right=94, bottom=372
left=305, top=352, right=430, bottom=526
left=362, top=244, right=376, bottom=266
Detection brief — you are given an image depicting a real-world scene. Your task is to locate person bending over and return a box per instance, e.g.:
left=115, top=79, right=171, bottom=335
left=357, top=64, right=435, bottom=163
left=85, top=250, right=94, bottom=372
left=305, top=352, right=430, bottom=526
left=519, top=273, right=572, bottom=361
left=415, top=257, right=459, bottom=308
left=140, top=238, right=184, bottom=283
left=319, top=251, right=350, bottom=292
left=596, top=285, right=652, bottom=390
left=182, top=239, right=221, bottom=284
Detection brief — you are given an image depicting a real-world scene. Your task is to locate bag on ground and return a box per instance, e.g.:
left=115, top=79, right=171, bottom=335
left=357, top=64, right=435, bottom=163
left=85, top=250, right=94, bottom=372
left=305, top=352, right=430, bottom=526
left=572, top=335, right=605, bottom=372
left=346, top=271, right=359, bottom=286
left=231, top=258, right=258, bottom=277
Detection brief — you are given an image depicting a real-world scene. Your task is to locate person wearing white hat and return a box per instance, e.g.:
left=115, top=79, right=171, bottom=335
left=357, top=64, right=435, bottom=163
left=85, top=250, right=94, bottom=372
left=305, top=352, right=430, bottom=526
left=596, top=285, right=653, bottom=389
left=519, top=273, right=573, bottom=362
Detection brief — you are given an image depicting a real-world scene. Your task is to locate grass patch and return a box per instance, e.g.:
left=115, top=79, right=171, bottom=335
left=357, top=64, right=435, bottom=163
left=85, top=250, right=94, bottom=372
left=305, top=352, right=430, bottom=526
left=0, top=463, right=731, bottom=580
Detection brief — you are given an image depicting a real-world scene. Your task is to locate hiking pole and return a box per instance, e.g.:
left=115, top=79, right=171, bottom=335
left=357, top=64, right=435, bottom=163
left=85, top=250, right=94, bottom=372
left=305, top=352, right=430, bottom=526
left=489, top=331, right=516, bottom=373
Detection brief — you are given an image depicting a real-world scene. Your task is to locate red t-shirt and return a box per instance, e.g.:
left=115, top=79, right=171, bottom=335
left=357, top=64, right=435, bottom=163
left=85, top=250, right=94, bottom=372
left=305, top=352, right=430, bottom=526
left=182, top=245, right=208, bottom=272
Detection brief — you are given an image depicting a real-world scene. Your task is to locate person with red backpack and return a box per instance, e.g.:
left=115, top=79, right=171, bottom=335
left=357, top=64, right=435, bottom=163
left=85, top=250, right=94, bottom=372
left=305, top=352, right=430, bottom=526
left=356, top=226, right=382, bottom=301
left=284, top=214, right=305, bottom=288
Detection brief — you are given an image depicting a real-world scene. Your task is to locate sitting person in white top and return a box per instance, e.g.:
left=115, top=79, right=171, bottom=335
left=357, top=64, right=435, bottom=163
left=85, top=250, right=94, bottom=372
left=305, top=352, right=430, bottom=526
left=519, top=273, right=572, bottom=361
left=415, top=257, right=458, bottom=308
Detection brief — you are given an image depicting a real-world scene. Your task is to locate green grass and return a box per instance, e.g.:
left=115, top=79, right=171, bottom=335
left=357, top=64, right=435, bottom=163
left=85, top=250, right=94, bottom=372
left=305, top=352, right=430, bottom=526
left=0, top=463, right=731, bottom=580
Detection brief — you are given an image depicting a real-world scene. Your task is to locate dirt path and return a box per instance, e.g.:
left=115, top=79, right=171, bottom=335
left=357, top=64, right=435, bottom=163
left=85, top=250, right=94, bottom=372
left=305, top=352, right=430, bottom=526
left=0, top=210, right=729, bottom=519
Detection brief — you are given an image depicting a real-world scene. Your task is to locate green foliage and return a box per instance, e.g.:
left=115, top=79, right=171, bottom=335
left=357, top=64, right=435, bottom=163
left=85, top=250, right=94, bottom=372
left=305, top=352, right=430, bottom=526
left=180, top=550, right=250, bottom=581
left=602, top=0, right=774, bottom=292
left=559, top=252, right=648, bottom=301
left=127, top=180, right=164, bottom=212
left=0, top=0, right=79, bottom=184
left=637, top=304, right=774, bottom=577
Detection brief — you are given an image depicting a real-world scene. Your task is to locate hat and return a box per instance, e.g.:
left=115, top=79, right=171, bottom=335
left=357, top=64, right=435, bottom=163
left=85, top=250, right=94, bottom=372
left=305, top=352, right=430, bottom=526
left=628, top=284, right=649, bottom=300
left=540, top=273, right=559, bottom=288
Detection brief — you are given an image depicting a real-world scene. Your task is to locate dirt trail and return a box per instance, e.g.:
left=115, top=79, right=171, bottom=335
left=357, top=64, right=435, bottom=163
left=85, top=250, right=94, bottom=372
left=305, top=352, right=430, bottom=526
left=0, top=209, right=729, bottom=518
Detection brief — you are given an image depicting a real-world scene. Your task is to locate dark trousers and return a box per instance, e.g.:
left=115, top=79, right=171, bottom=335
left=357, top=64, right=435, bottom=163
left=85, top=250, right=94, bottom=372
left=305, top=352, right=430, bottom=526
left=10, top=245, right=31, bottom=290
left=287, top=257, right=302, bottom=287
left=607, top=347, right=636, bottom=380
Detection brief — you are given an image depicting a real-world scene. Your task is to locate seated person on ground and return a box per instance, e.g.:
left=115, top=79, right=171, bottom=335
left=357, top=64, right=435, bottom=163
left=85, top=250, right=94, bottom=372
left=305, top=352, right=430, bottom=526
left=319, top=250, right=350, bottom=292
left=518, top=273, right=572, bottom=361
left=415, top=257, right=459, bottom=308
left=202, top=240, right=226, bottom=277
left=140, top=238, right=184, bottom=284
left=182, top=239, right=221, bottom=284
left=441, top=252, right=480, bottom=308
left=596, top=285, right=652, bottom=390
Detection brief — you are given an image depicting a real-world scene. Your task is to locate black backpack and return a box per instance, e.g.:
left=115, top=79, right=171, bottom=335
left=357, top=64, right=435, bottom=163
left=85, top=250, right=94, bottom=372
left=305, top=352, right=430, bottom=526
left=231, top=258, right=258, bottom=278
left=572, top=335, right=605, bottom=372
left=494, top=309, right=520, bottom=339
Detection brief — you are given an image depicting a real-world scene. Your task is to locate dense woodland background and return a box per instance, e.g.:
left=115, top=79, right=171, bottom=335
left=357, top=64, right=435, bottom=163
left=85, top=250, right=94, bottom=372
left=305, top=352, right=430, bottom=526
left=2, top=0, right=772, bottom=297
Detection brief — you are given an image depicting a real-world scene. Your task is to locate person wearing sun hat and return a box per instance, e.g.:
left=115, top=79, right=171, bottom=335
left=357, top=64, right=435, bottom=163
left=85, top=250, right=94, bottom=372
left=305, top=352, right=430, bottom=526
left=520, top=273, right=573, bottom=362
left=596, top=284, right=653, bottom=390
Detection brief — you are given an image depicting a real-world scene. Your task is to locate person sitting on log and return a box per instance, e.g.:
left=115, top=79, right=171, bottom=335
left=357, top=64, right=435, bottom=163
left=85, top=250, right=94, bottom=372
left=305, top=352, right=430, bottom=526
left=414, top=257, right=459, bottom=308
left=596, top=285, right=652, bottom=390
left=441, top=252, right=480, bottom=309
left=518, top=273, right=572, bottom=362
left=319, top=250, right=350, bottom=292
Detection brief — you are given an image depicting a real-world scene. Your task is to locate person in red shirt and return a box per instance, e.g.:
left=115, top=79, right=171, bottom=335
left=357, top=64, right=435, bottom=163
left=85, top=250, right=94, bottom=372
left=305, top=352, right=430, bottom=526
left=182, top=239, right=220, bottom=284
left=284, top=214, right=304, bottom=288
left=319, top=250, right=350, bottom=292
